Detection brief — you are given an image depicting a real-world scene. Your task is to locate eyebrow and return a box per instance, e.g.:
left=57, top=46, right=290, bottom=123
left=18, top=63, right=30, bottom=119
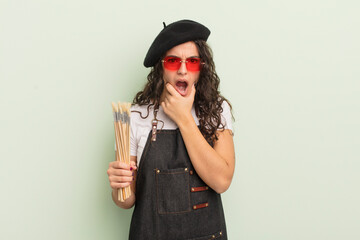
left=166, top=55, right=200, bottom=58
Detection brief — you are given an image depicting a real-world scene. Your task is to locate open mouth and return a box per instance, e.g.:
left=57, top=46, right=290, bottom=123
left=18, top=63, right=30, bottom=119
left=175, top=80, right=188, bottom=96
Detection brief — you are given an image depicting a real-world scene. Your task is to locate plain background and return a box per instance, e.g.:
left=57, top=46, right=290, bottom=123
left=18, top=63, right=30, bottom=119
left=1, top=0, right=359, bottom=239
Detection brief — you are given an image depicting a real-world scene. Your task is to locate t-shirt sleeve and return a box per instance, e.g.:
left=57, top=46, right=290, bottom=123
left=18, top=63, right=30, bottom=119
left=220, top=100, right=233, bottom=132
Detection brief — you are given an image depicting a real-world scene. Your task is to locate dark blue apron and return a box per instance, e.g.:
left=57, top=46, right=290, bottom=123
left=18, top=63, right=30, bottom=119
left=129, top=127, right=227, bottom=240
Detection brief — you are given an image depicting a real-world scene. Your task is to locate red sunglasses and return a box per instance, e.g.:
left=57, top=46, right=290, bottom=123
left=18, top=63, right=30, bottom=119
left=161, top=56, right=203, bottom=71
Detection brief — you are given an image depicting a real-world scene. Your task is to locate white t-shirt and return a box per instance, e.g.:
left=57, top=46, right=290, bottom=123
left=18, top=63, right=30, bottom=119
left=128, top=101, right=233, bottom=167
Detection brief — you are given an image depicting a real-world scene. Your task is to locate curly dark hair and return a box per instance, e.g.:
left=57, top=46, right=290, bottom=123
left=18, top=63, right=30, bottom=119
left=133, top=40, right=233, bottom=144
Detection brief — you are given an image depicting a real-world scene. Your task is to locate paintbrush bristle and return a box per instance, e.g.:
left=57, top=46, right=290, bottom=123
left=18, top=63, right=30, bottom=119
left=111, top=102, right=118, bottom=113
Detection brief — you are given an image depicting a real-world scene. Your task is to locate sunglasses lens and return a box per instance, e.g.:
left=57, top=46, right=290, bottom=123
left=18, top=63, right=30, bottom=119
left=163, top=57, right=202, bottom=71
left=186, top=58, right=201, bottom=71
left=163, top=57, right=181, bottom=70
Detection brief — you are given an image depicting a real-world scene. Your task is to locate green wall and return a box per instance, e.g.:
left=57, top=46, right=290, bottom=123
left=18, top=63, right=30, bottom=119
left=1, top=0, right=359, bottom=239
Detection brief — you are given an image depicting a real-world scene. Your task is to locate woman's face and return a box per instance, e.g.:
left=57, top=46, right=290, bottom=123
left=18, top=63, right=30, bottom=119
left=161, top=41, right=200, bottom=97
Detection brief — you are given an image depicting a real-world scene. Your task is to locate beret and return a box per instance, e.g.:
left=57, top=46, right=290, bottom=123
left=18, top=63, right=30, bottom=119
left=143, top=19, right=211, bottom=68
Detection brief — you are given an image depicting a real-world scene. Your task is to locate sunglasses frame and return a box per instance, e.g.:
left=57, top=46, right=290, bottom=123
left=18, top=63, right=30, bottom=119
left=161, top=56, right=204, bottom=71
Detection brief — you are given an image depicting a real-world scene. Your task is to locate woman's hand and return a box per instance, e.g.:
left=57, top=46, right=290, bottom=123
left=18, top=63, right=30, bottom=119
left=107, top=160, right=137, bottom=191
left=161, top=83, right=196, bottom=125
left=108, top=156, right=137, bottom=209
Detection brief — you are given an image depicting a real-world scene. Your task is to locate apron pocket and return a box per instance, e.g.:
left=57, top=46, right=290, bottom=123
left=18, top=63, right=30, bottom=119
left=155, top=167, right=191, bottom=214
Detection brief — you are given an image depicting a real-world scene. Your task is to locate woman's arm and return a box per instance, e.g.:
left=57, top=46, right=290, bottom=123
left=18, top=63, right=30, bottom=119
left=178, top=118, right=235, bottom=194
left=161, top=83, right=235, bottom=193
left=108, top=156, right=137, bottom=209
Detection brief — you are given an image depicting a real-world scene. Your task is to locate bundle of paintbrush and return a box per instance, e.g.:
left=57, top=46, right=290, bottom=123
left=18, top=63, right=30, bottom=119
left=111, top=102, right=132, bottom=202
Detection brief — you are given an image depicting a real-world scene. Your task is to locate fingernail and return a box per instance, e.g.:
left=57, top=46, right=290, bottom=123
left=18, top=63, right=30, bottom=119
left=132, top=177, right=134, bottom=181
left=130, top=167, right=133, bottom=171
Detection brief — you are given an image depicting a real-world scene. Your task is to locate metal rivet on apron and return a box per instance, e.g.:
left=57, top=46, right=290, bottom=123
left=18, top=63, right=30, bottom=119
left=191, top=188, right=195, bottom=192
left=212, top=235, right=215, bottom=239
left=220, top=231, right=222, bottom=236
left=205, top=186, right=209, bottom=190
left=156, top=169, right=160, bottom=174
left=184, top=168, right=188, bottom=172
left=206, top=203, right=209, bottom=207
left=193, top=206, right=197, bottom=210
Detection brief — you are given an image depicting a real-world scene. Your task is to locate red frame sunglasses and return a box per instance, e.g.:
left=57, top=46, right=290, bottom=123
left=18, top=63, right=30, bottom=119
left=161, top=56, right=204, bottom=71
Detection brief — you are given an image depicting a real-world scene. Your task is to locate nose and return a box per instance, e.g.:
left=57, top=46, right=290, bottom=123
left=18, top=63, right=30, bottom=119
left=177, top=61, right=188, bottom=75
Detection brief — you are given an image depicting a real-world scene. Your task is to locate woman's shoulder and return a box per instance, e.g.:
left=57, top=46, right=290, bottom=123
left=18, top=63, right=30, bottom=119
left=130, top=103, right=153, bottom=127
left=221, top=99, right=231, bottom=111
left=131, top=103, right=149, bottom=111
left=219, top=99, right=233, bottom=131
left=217, top=97, right=232, bottom=116
left=131, top=103, right=153, bottom=113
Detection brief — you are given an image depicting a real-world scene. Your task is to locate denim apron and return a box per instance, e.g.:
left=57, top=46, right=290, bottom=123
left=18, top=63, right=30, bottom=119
left=129, top=126, right=228, bottom=239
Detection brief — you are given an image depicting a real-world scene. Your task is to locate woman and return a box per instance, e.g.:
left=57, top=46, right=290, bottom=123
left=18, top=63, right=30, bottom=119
left=107, top=19, right=235, bottom=239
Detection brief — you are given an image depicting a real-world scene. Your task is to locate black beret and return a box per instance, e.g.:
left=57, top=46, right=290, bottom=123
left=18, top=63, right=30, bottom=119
left=143, top=19, right=211, bottom=68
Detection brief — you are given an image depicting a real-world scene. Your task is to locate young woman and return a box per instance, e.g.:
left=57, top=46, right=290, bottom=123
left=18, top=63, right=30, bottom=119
left=107, top=20, right=235, bottom=239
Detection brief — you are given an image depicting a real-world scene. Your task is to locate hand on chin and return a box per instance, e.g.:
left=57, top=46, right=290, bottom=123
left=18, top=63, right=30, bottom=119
left=160, top=83, right=196, bottom=125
